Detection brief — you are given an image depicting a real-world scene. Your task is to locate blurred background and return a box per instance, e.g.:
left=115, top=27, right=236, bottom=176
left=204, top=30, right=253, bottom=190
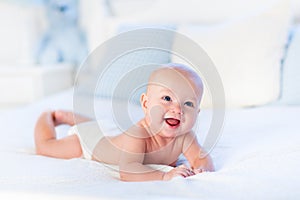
left=0, top=0, right=299, bottom=111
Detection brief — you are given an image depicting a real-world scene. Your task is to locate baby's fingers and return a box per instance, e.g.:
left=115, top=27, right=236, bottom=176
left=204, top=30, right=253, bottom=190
left=193, top=168, right=208, bottom=174
left=180, top=165, right=196, bottom=176
left=176, top=167, right=195, bottom=178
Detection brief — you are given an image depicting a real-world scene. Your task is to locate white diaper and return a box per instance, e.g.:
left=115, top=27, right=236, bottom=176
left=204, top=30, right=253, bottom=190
left=68, top=121, right=104, bottom=160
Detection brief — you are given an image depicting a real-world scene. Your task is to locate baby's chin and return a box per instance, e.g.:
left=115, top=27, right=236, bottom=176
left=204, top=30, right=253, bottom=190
left=159, top=125, right=185, bottom=138
left=147, top=126, right=177, bottom=138
left=157, top=131, right=177, bottom=138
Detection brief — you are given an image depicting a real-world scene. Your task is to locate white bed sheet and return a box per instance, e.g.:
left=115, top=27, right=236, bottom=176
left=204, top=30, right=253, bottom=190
left=0, top=89, right=299, bottom=200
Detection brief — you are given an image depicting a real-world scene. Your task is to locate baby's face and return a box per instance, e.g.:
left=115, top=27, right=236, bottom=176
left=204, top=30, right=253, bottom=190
left=141, top=68, right=202, bottom=138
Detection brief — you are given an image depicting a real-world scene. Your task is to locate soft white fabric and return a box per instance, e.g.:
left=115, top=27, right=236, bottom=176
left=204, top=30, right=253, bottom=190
left=0, top=89, right=299, bottom=199
left=94, top=51, right=171, bottom=102
left=80, top=0, right=288, bottom=52
left=291, top=0, right=300, bottom=21
left=280, top=25, right=300, bottom=105
left=78, top=0, right=110, bottom=51
left=172, top=0, right=291, bottom=108
left=79, top=0, right=292, bottom=108
left=108, top=0, right=279, bottom=24
left=0, top=2, right=43, bottom=65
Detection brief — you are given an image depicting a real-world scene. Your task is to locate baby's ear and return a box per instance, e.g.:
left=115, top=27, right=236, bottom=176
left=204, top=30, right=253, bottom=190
left=140, top=93, right=148, bottom=112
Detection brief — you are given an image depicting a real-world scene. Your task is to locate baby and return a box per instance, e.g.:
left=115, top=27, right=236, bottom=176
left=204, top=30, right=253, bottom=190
left=34, top=63, right=214, bottom=181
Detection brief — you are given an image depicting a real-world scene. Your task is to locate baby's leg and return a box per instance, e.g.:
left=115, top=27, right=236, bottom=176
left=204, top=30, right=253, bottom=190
left=34, top=111, right=82, bottom=159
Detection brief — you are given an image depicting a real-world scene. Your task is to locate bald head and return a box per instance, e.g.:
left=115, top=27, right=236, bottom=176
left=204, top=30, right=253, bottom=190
left=147, top=63, right=204, bottom=102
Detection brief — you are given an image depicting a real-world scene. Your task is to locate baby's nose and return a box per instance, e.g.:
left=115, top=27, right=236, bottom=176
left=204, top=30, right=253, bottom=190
left=171, top=103, right=183, bottom=115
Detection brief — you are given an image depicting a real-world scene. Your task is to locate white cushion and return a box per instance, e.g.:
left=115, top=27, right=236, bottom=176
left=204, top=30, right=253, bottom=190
left=172, top=0, right=291, bottom=108
left=81, top=0, right=282, bottom=52
left=108, top=0, right=280, bottom=23
left=291, top=0, right=300, bottom=22
left=78, top=0, right=110, bottom=52
left=0, top=2, right=42, bottom=65
left=280, top=25, right=300, bottom=105
left=76, top=30, right=174, bottom=103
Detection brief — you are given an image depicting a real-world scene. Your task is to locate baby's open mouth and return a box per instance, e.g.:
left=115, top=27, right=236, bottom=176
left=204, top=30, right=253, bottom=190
left=165, top=118, right=180, bottom=127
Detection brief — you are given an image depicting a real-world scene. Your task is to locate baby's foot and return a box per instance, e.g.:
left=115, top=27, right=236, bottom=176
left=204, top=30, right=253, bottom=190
left=53, top=110, right=91, bottom=126
left=53, top=110, right=76, bottom=126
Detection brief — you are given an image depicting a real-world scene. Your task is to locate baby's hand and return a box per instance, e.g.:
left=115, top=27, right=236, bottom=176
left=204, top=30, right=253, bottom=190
left=162, top=165, right=195, bottom=181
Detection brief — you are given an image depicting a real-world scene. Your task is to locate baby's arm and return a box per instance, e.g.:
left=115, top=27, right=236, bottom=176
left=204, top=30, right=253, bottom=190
left=118, top=134, right=193, bottom=181
left=118, top=134, right=166, bottom=181
left=182, top=132, right=215, bottom=173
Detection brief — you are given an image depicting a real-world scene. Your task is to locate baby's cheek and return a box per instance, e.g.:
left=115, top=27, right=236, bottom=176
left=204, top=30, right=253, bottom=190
left=184, top=112, right=198, bottom=128
left=147, top=105, right=165, bottom=133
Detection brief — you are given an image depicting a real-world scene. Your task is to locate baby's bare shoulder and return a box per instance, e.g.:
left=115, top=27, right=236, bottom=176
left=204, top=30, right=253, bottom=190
left=123, top=123, right=150, bottom=139
left=177, top=131, right=195, bottom=141
left=110, top=126, right=148, bottom=154
left=180, top=131, right=197, bottom=145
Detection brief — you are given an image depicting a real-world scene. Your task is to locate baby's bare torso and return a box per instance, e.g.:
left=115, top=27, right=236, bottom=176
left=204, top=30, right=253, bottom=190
left=92, top=128, right=186, bottom=167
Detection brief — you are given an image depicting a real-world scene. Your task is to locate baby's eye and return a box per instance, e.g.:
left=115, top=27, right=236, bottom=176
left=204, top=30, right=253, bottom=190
left=163, top=96, right=172, bottom=102
left=184, top=101, right=194, bottom=107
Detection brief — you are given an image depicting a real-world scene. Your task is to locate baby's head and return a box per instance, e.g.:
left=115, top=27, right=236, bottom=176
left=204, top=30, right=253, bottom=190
left=141, top=63, right=203, bottom=137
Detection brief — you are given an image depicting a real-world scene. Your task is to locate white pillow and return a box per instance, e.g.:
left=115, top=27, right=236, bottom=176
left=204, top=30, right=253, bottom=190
left=172, top=0, right=291, bottom=108
left=280, top=25, right=300, bottom=105
left=291, top=0, right=300, bottom=22
left=0, top=2, right=42, bottom=65
left=108, top=0, right=280, bottom=23
left=76, top=31, right=174, bottom=103
left=80, top=0, right=281, bottom=52
left=78, top=0, right=111, bottom=52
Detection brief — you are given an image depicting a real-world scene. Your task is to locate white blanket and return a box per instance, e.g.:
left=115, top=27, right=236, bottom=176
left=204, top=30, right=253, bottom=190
left=0, top=89, right=299, bottom=199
